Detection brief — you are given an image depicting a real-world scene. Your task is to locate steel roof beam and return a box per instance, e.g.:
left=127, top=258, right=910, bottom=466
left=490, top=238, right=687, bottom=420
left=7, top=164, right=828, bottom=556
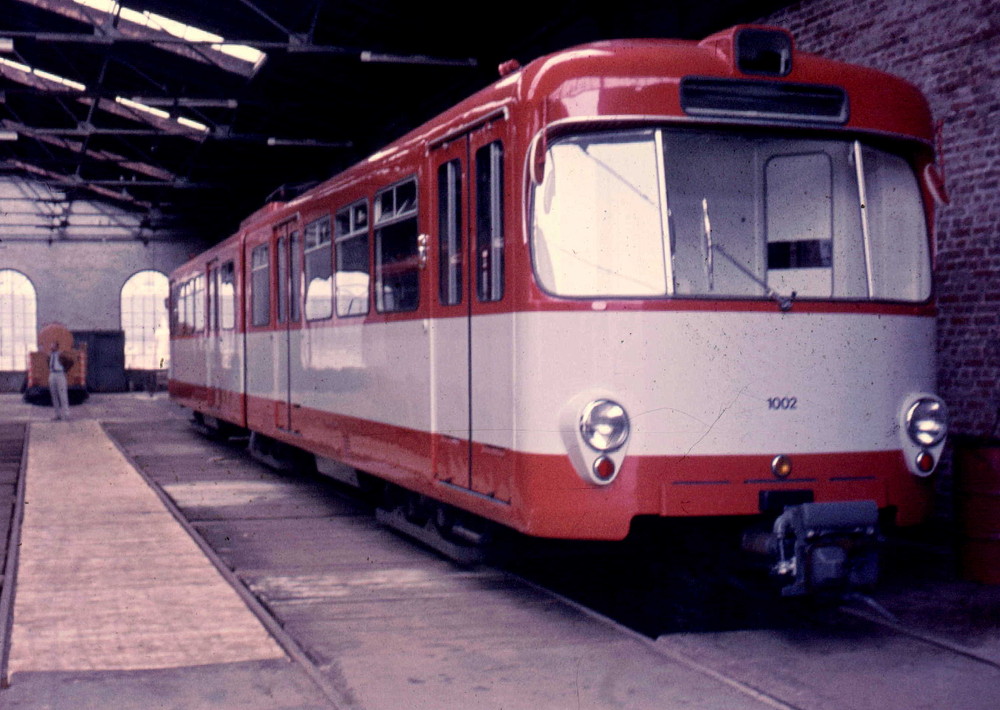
left=8, top=121, right=350, bottom=149
left=0, top=159, right=153, bottom=207
left=1, top=30, right=477, bottom=66
left=3, top=120, right=178, bottom=180
left=6, top=89, right=240, bottom=109
left=0, top=160, right=212, bottom=188
left=10, top=124, right=193, bottom=138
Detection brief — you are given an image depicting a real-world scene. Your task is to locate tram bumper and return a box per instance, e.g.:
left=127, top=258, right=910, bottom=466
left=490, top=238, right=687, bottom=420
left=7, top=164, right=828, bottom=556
left=744, top=501, right=880, bottom=597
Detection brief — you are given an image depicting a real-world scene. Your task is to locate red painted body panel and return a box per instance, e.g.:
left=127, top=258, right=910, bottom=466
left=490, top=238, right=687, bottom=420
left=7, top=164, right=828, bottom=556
left=202, top=393, right=931, bottom=540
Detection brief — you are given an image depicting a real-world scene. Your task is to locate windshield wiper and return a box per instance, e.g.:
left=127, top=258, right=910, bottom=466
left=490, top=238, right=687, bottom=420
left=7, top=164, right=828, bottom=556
left=701, top=198, right=796, bottom=312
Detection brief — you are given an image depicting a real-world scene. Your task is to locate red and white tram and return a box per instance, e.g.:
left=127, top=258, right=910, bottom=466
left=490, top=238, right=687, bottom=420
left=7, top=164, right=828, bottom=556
left=170, top=26, right=949, bottom=595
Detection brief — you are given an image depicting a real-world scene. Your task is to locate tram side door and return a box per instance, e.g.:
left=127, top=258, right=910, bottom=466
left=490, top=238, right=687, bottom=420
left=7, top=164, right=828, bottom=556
left=274, top=220, right=302, bottom=433
left=428, top=118, right=510, bottom=500
left=429, top=138, right=471, bottom=487
left=466, top=124, right=512, bottom=503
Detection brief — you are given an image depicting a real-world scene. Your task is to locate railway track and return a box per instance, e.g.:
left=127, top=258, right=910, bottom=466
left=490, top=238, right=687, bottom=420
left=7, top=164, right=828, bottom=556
left=0, top=423, right=28, bottom=688
left=505, top=537, right=1000, bottom=710
left=4, top=411, right=998, bottom=708
left=126, top=418, right=1000, bottom=709
left=837, top=600, right=1000, bottom=671
left=504, top=556, right=1000, bottom=710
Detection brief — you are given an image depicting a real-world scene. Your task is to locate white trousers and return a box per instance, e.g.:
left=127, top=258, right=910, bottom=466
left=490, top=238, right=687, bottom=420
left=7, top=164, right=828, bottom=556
left=50, top=370, right=70, bottom=419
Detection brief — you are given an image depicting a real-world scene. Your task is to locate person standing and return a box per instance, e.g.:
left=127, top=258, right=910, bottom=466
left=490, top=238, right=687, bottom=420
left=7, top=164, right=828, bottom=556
left=49, top=340, right=71, bottom=420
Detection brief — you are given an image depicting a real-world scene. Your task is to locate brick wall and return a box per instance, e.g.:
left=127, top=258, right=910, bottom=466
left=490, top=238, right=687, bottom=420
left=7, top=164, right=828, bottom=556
left=759, top=0, right=1000, bottom=441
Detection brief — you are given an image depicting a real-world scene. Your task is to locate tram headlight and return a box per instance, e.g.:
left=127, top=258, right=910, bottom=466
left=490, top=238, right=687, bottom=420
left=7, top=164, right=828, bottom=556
left=579, top=399, right=630, bottom=452
left=905, top=398, right=948, bottom=447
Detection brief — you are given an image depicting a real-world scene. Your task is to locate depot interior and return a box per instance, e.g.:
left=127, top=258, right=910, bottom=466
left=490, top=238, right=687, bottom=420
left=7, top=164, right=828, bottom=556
left=0, top=0, right=997, bottom=522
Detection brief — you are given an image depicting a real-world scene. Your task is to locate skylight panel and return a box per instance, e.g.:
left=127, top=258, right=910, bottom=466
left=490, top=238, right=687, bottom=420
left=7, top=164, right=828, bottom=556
left=72, top=0, right=266, bottom=70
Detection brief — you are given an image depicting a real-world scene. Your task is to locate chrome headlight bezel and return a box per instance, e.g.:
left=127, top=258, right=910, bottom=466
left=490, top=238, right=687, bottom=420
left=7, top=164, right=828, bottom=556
left=905, top=398, right=948, bottom=448
left=579, top=399, right=630, bottom=453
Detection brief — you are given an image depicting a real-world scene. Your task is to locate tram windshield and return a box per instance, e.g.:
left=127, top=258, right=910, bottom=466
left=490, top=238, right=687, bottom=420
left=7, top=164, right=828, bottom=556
left=531, top=128, right=931, bottom=303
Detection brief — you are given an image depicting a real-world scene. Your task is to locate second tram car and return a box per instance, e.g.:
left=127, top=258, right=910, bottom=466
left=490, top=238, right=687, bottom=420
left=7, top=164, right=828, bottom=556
left=170, top=26, right=949, bottom=595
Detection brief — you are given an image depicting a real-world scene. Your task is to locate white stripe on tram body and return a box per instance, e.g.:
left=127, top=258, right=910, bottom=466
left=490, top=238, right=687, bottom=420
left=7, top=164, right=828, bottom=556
left=217, top=308, right=936, bottom=460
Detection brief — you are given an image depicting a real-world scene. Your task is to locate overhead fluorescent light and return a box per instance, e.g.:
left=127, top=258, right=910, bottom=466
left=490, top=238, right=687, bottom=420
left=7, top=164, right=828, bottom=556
left=115, top=96, right=170, bottom=120
left=0, top=130, right=17, bottom=141
left=176, top=116, right=209, bottom=133
left=0, top=38, right=13, bottom=53
left=0, top=56, right=87, bottom=91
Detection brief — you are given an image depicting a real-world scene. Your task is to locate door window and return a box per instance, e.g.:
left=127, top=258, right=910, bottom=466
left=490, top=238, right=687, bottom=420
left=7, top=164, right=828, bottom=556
left=438, top=160, right=463, bottom=305
left=475, top=141, right=505, bottom=302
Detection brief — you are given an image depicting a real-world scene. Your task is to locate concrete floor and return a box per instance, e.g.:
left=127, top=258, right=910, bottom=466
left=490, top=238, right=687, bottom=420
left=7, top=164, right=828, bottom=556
left=0, top=391, right=188, bottom=425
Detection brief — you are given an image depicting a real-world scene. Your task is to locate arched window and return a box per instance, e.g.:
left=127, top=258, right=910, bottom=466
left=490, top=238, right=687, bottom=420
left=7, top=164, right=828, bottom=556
left=0, top=270, right=37, bottom=371
left=121, top=270, right=169, bottom=370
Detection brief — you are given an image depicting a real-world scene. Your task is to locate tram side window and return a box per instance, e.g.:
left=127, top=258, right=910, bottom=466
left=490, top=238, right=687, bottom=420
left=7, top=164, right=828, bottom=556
left=208, top=265, right=218, bottom=332
left=438, top=160, right=462, bottom=305
left=251, top=244, right=271, bottom=326
left=169, top=282, right=180, bottom=334
left=192, top=274, right=206, bottom=332
left=219, top=261, right=236, bottom=329
left=335, top=201, right=370, bottom=317
left=180, top=279, right=194, bottom=334
left=476, top=141, right=505, bottom=302
left=304, top=217, right=333, bottom=321
left=178, top=281, right=187, bottom=334
left=375, top=178, right=420, bottom=313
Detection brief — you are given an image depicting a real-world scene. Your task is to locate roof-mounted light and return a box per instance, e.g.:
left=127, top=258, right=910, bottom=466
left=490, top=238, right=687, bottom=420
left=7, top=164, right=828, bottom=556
left=736, top=27, right=793, bottom=77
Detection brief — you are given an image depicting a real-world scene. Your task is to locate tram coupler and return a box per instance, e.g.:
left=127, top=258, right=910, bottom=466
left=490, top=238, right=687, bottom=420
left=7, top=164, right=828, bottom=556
left=742, top=500, right=880, bottom=597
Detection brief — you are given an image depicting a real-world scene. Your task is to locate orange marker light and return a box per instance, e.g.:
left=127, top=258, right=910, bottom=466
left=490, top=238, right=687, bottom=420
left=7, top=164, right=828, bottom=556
left=771, top=454, right=793, bottom=479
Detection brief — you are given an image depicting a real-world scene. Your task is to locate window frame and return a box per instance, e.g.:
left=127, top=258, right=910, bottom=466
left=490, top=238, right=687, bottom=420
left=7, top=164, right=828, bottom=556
left=121, top=269, right=169, bottom=370
left=250, top=243, right=271, bottom=327
left=530, top=127, right=932, bottom=304
left=191, top=273, right=206, bottom=333
left=0, top=269, right=38, bottom=372
left=334, top=200, right=371, bottom=318
left=374, top=177, right=421, bottom=314
left=475, top=140, right=505, bottom=303
left=304, top=215, right=334, bottom=322
left=218, top=260, right=237, bottom=330
left=438, top=159, right=463, bottom=306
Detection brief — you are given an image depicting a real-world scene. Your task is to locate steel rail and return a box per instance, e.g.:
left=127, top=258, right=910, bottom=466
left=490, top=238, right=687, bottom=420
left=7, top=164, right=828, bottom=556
left=0, top=424, right=30, bottom=688
left=509, top=571, right=807, bottom=710
left=838, top=603, right=1000, bottom=671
